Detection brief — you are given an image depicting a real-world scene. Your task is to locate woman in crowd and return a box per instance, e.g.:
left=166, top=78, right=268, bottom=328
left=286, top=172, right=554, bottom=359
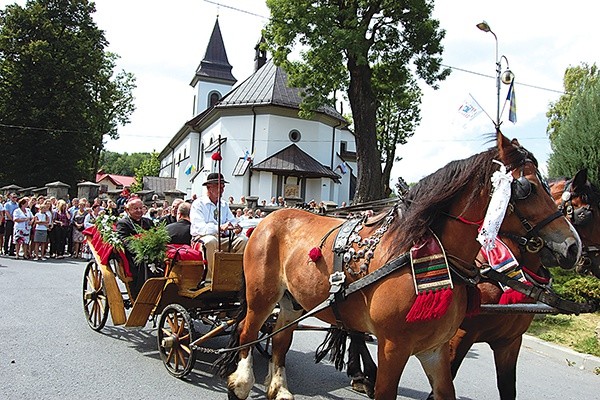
left=32, top=202, right=50, bottom=260
left=71, top=200, right=88, bottom=259
left=52, top=200, right=70, bottom=259
left=84, top=203, right=101, bottom=229
left=12, top=197, right=33, bottom=259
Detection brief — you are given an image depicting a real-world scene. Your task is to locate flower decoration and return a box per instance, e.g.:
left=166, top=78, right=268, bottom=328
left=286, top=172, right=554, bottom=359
left=94, top=214, right=123, bottom=251
left=309, top=247, right=323, bottom=262
left=211, top=152, right=222, bottom=161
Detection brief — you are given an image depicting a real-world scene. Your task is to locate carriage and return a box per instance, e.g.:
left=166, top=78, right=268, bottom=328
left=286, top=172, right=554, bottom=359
left=81, top=224, right=247, bottom=377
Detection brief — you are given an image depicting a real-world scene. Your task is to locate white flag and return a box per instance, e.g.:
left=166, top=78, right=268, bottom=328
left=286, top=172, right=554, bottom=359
left=457, top=98, right=482, bottom=122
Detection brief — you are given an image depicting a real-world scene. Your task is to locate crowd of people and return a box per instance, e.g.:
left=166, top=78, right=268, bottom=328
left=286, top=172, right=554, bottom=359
left=0, top=191, right=181, bottom=261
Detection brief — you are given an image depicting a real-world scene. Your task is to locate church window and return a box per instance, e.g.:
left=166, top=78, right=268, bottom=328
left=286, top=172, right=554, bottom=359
left=209, top=91, right=221, bottom=107
left=289, top=129, right=301, bottom=143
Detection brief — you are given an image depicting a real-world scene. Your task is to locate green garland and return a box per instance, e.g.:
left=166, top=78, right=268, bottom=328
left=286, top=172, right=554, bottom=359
left=128, top=222, right=171, bottom=265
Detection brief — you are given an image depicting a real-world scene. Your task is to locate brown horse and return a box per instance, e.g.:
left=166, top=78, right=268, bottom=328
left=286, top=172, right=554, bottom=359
left=550, top=170, right=600, bottom=278
left=441, top=169, right=600, bottom=400
left=350, top=170, right=600, bottom=399
left=218, top=132, right=581, bottom=400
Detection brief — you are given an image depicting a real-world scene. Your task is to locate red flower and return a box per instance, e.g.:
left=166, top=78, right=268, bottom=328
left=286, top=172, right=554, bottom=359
left=309, top=247, right=322, bottom=262
left=212, top=152, right=222, bottom=161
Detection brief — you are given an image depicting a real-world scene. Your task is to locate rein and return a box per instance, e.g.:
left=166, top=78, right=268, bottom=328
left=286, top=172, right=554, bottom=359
left=202, top=252, right=411, bottom=355
left=481, top=268, right=598, bottom=314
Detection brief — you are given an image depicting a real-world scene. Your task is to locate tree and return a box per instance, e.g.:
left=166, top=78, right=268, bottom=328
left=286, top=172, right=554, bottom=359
left=264, top=0, right=449, bottom=202
left=373, top=63, right=422, bottom=196
left=131, top=152, right=160, bottom=192
left=546, top=63, right=599, bottom=142
left=0, top=0, right=135, bottom=189
left=547, top=76, right=600, bottom=184
left=99, top=150, right=150, bottom=176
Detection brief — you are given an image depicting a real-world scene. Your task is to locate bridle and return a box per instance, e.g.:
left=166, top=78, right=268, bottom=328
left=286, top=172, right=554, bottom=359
left=556, top=179, right=600, bottom=274
left=498, top=161, right=563, bottom=254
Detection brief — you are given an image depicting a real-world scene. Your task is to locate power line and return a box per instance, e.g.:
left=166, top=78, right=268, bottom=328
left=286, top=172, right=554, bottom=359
left=203, top=0, right=268, bottom=19
left=442, top=64, right=565, bottom=95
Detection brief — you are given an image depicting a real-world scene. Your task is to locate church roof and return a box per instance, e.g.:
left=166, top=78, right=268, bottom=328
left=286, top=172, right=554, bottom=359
left=216, top=59, right=346, bottom=123
left=190, top=19, right=236, bottom=86
left=251, top=144, right=341, bottom=181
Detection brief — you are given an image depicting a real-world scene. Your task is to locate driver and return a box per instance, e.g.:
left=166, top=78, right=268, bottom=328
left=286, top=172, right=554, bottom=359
left=116, top=197, right=155, bottom=299
left=190, top=173, right=247, bottom=281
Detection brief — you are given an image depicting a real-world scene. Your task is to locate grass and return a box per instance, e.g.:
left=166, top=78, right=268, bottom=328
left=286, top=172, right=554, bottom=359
left=527, top=312, right=600, bottom=357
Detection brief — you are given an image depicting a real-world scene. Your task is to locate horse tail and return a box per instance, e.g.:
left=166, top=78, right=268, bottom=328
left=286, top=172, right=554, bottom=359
left=214, top=271, right=247, bottom=378
left=314, top=326, right=348, bottom=371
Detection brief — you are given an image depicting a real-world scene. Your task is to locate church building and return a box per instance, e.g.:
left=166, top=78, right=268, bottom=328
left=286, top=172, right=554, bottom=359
left=158, top=19, right=357, bottom=206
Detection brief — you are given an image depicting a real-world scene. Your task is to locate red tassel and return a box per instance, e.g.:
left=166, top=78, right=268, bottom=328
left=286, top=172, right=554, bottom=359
left=406, top=287, right=453, bottom=323
left=309, top=247, right=323, bottom=262
left=465, top=286, right=481, bottom=318
left=245, top=227, right=255, bottom=237
left=499, top=284, right=531, bottom=305
left=211, top=152, right=222, bottom=161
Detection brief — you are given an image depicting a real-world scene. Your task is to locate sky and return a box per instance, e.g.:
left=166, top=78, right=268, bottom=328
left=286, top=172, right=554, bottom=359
left=2, top=0, right=598, bottom=184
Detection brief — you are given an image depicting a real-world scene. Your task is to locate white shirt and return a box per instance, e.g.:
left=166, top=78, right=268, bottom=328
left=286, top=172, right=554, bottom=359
left=190, top=196, right=238, bottom=237
left=34, top=211, right=49, bottom=231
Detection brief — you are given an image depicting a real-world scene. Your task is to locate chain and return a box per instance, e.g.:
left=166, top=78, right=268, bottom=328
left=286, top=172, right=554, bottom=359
left=192, top=345, right=223, bottom=354
left=342, top=211, right=395, bottom=277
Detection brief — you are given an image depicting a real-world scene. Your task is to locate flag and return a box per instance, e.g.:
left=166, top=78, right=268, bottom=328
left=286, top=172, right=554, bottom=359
left=457, top=97, right=482, bottom=123
left=184, top=163, right=196, bottom=175
left=243, top=150, right=254, bottom=162
left=337, top=161, right=348, bottom=174
left=507, top=81, right=517, bottom=123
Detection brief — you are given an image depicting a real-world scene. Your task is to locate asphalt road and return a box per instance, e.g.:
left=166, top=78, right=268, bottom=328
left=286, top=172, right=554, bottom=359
left=0, top=256, right=599, bottom=399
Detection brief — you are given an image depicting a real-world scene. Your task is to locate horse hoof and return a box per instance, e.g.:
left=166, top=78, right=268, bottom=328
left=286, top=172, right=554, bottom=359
left=351, top=378, right=375, bottom=399
left=228, top=389, right=242, bottom=400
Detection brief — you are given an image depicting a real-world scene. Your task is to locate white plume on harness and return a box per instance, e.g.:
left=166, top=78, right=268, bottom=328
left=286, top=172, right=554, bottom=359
left=477, top=160, right=513, bottom=252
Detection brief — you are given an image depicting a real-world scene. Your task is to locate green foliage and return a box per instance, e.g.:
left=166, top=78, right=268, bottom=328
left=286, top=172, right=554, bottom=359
left=128, top=223, right=170, bottom=265
left=547, top=64, right=600, bottom=184
left=131, top=152, right=160, bottom=192
left=547, top=63, right=599, bottom=142
left=0, top=0, right=135, bottom=188
left=264, top=0, right=449, bottom=202
left=99, top=151, right=150, bottom=176
left=555, top=276, right=600, bottom=303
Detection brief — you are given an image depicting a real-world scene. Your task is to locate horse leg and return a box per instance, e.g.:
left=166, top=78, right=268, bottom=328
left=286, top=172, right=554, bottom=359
left=227, top=311, right=266, bottom=399
left=374, top=337, right=410, bottom=400
left=264, top=295, right=303, bottom=400
left=490, top=336, right=523, bottom=400
left=416, top=342, right=456, bottom=400
left=347, top=333, right=376, bottom=398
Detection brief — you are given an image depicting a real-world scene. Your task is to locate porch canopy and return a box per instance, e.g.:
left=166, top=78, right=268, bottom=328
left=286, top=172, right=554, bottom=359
left=251, top=144, right=340, bottom=181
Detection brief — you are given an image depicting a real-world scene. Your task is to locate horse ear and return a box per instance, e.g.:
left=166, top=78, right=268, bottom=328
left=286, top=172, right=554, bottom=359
left=572, top=168, right=588, bottom=191
left=496, top=130, right=513, bottom=163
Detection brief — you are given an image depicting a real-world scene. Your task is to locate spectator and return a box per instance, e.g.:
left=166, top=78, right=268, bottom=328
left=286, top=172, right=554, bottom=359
left=71, top=200, right=88, bottom=258
left=166, top=202, right=192, bottom=245
left=0, top=194, right=5, bottom=254
left=12, top=197, right=33, bottom=259
left=277, top=196, right=285, bottom=207
left=268, top=196, right=277, bottom=206
left=159, top=198, right=183, bottom=225
left=32, top=202, right=50, bottom=260
left=52, top=200, right=71, bottom=259
left=84, top=204, right=101, bottom=229
left=3, top=193, right=19, bottom=256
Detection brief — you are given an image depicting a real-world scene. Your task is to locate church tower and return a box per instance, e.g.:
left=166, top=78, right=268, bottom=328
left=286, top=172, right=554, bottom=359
left=190, top=18, right=237, bottom=115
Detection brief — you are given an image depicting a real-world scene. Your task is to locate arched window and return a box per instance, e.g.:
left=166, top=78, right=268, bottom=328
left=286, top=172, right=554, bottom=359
left=209, top=91, right=221, bottom=107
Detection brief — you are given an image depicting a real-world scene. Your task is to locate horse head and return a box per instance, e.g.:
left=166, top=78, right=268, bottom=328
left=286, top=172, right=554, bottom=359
left=550, top=169, right=600, bottom=277
left=495, top=132, right=581, bottom=270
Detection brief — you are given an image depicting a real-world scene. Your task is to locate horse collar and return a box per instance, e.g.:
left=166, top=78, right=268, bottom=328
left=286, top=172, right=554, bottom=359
left=332, top=209, right=396, bottom=277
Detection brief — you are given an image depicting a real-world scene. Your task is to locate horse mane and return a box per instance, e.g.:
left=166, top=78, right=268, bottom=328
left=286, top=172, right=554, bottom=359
left=388, top=139, right=532, bottom=256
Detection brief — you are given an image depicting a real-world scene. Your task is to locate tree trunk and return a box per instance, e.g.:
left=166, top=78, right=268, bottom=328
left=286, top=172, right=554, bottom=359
left=347, top=56, right=385, bottom=203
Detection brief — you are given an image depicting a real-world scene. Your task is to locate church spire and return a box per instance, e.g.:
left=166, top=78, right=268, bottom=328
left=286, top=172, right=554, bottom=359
left=190, top=19, right=237, bottom=87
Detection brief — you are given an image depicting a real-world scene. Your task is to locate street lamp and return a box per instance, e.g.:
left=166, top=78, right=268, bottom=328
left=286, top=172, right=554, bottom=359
left=477, top=21, right=514, bottom=128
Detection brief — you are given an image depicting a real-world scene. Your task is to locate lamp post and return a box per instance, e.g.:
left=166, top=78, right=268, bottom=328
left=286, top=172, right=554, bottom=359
left=476, top=21, right=514, bottom=128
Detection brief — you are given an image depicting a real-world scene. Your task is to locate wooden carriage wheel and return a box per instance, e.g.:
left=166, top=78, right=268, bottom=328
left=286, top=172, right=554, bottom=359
left=82, top=260, right=110, bottom=331
left=157, top=304, right=197, bottom=378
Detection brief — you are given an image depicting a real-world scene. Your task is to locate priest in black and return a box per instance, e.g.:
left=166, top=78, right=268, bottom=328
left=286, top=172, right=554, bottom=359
left=166, top=202, right=192, bottom=245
